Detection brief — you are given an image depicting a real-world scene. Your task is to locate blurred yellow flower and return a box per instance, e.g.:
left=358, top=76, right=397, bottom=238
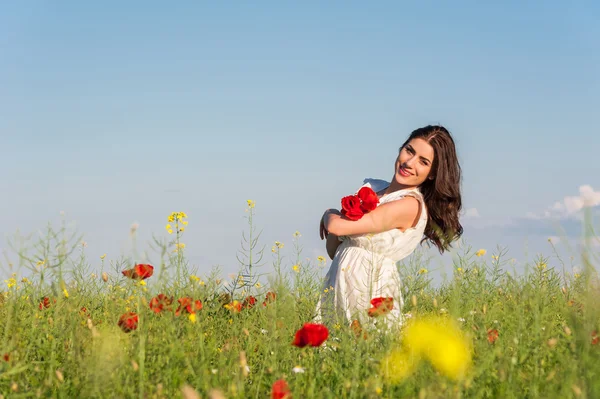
left=63, top=288, right=69, bottom=298
left=188, top=313, right=197, bottom=323
left=4, top=278, right=16, bottom=289
left=167, top=229, right=173, bottom=235
left=456, top=267, right=463, bottom=273
left=182, top=220, right=189, bottom=226
left=247, top=200, right=255, bottom=209
left=418, top=268, right=428, bottom=274
left=179, top=227, right=185, bottom=232
left=190, top=275, right=200, bottom=282
left=317, top=256, right=326, bottom=263
left=475, top=249, right=486, bottom=257
left=100, top=254, right=106, bottom=260
left=537, top=262, right=547, bottom=270
left=380, top=347, right=420, bottom=383
left=293, top=231, right=301, bottom=238
left=292, top=264, right=300, bottom=273
left=394, top=315, right=472, bottom=381
left=165, top=224, right=172, bottom=231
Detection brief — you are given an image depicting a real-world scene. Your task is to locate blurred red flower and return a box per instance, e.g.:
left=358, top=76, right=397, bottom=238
left=149, top=294, right=174, bottom=314
left=271, top=379, right=291, bottom=399
left=487, top=328, right=499, bottom=344
left=122, top=264, right=154, bottom=280
left=263, top=291, right=277, bottom=306
left=118, top=312, right=139, bottom=332
left=2, top=353, right=9, bottom=362
left=592, top=330, right=599, bottom=345
left=175, top=297, right=203, bottom=316
left=39, top=297, right=52, bottom=310
left=368, top=297, right=394, bottom=317
left=292, top=323, right=329, bottom=347
left=242, top=295, right=257, bottom=309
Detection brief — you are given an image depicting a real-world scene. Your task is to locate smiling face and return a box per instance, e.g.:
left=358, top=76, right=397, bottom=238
left=394, top=138, right=435, bottom=188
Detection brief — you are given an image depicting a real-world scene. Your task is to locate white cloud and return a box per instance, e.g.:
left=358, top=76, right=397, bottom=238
left=529, top=185, right=600, bottom=220
left=463, top=208, right=480, bottom=219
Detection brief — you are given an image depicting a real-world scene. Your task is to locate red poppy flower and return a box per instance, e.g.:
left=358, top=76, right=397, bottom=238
left=292, top=323, right=329, bottom=347
left=242, top=296, right=257, bottom=309
left=357, top=186, right=379, bottom=212
left=175, top=297, right=202, bottom=316
left=341, top=195, right=364, bottom=221
left=149, top=294, right=174, bottom=314
left=121, top=263, right=154, bottom=280
left=271, top=379, right=291, bottom=399
left=118, top=312, right=139, bottom=332
left=368, top=297, right=394, bottom=317
left=487, top=328, right=499, bottom=344
left=39, top=297, right=51, bottom=310
left=592, top=330, right=599, bottom=345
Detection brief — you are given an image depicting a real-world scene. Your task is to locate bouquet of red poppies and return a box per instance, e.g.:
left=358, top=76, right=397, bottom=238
left=341, top=186, right=379, bottom=221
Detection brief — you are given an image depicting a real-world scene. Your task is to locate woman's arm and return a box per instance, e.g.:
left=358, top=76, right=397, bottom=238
left=324, top=196, right=421, bottom=237
left=326, top=233, right=341, bottom=260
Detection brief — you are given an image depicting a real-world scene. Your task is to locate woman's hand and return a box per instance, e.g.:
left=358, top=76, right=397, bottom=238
left=320, top=209, right=340, bottom=240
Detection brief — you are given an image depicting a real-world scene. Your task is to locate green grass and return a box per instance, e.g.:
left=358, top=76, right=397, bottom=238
left=1, top=210, right=599, bottom=398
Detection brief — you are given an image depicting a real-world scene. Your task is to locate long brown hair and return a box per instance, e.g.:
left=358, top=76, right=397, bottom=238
left=401, top=125, right=463, bottom=253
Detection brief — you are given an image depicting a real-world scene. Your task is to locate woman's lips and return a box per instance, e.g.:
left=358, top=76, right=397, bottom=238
left=399, top=167, right=412, bottom=177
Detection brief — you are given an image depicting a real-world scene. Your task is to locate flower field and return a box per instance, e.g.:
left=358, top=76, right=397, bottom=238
left=1, top=207, right=599, bottom=398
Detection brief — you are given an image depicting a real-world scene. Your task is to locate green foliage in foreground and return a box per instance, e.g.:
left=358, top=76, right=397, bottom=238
left=1, top=217, right=599, bottom=398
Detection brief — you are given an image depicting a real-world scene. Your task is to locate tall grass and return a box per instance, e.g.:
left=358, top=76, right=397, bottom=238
left=0, top=205, right=599, bottom=398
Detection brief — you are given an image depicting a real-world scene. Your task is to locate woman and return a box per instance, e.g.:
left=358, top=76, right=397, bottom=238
left=315, top=125, right=463, bottom=330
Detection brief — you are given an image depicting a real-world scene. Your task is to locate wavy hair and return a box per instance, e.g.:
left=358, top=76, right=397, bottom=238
left=400, top=125, right=463, bottom=253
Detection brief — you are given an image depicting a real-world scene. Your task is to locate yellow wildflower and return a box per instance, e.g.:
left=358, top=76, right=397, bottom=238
left=100, top=254, right=106, bottom=260
left=246, top=200, right=255, bottom=209
left=255, top=282, right=261, bottom=288
left=63, top=288, right=69, bottom=298
left=418, top=268, right=428, bottom=274
left=537, top=262, right=547, bottom=271
left=293, top=231, right=301, bottom=238
left=188, top=313, right=197, bottom=323
left=456, top=267, right=463, bottom=273
left=165, top=224, right=172, bottom=232
left=190, top=275, right=200, bottom=282
left=292, top=264, right=300, bottom=273
left=137, top=281, right=146, bottom=286
left=475, top=249, right=486, bottom=257
left=274, top=241, right=284, bottom=249
left=4, top=278, right=16, bottom=289
left=179, top=227, right=185, bottom=232
left=168, top=215, right=174, bottom=222
left=167, top=229, right=173, bottom=235
left=317, top=256, right=326, bottom=263
left=182, top=220, right=188, bottom=226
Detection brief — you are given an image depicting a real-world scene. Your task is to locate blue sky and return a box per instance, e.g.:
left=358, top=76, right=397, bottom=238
left=1, top=1, right=599, bottom=283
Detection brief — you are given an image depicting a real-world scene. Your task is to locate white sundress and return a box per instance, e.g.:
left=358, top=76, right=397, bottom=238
left=314, top=178, right=428, bottom=330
